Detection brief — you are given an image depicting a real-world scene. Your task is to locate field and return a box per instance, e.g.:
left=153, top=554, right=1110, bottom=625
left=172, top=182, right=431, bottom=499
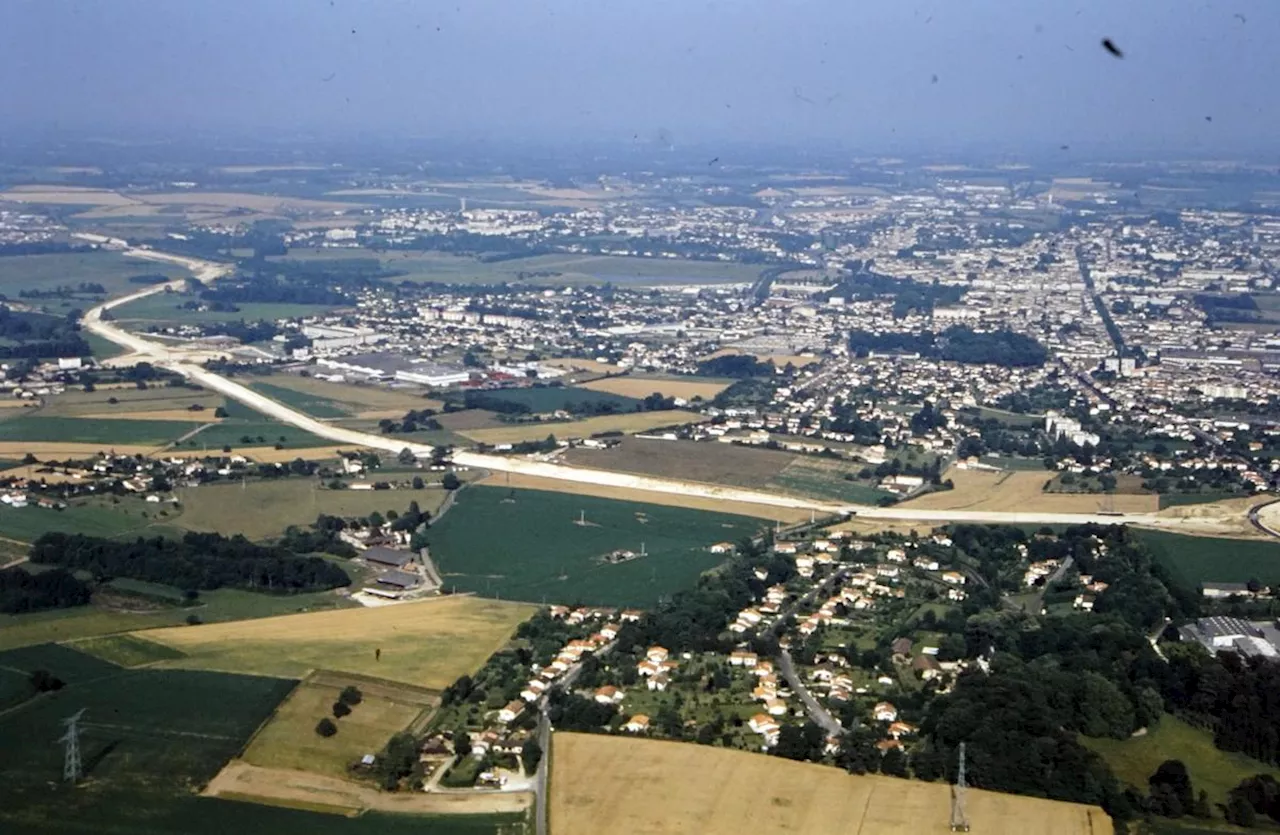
left=562, top=436, right=798, bottom=487
left=903, top=468, right=1160, bottom=513
left=40, top=385, right=226, bottom=418
left=68, top=633, right=187, bottom=666
left=242, top=671, right=436, bottom=778
left=257, top=373, right=440, bottom=417
left=550, top=733, right=1112, bottom=835
left=1134, top=529, right=1280, bottom=587
left=248, top=381, right=353, bottom=418
left=475, top=470, right=813, bottom=523
left=0, top=250, right=190, bottom=300
left=171, top=419, right=330, bottom=451
left=175, top=479, right=453, bottom=540
left=576, top=375, right=733, bottom=401
left=140, top=595, right=535, bottom=688
left=0, top=496, right=182, bottom=542
left=279, top=249, right=764, bottom=286
left=768, top=456, right=896, bottom=504
left=0, top=642, right=517, bottom=835
left=461, top=385, right=640, bottom=413
left=425, top=485, right=762, bottom=606
left=1082, top=715, right=1280, bottom=810
left=110, top=292, right=336, bottom=327
left=0, top=413, right=196, bottom=445
left=457, top=410, right=704, bottom=445
left=0, top=587, right=355, bottom=651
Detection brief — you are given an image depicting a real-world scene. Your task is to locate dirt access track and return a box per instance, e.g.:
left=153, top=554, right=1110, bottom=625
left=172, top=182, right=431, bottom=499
left=205, top=760, right=532, bottom=817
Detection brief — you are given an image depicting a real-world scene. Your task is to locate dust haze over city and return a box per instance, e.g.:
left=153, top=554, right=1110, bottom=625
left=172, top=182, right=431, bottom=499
left=2, top=2, right=1280, bottom=835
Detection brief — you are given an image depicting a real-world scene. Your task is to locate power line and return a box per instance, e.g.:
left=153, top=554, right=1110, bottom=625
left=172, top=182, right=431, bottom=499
left=58, top=709, right=85, bottom=783
left=950, top=741, right=970, bottom=832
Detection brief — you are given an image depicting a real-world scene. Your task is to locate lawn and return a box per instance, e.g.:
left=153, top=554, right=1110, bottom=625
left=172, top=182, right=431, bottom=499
left=1135, top=529, right=1280, bottom=588
left=248, top=381, right=352, bottom=418
left=175, top=479, right=452, bottom=540
left=242, top=673, right=435, bottom=778
left=1081, top=714, right=1280, bottom=809
left=767, top=457, right=895, bottom=505
left=140, top=595, right=536, bottom=689
left=424, top=485, right=762, bottom=606
left=0, top=414, right=191, bottom=444
left=0, top=250, right=188, bottom=300
left=0, top=497, right=181, bottom=542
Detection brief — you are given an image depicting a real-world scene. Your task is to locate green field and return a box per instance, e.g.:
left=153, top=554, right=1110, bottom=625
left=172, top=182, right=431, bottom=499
left=0, top=498, right=183, bottom=542
left=425, top=485, right=761, bottom=606
left=0, top=642, right=519, bottom=834
left=454, top=385, right=639, bottom=414
left=69, top=633, right=187, bottom=667
left=766, top=458, right=895, bottom=504
left=172, top=420, right=329, bottom=450
left=175, top=479, right=453, bottom=540
left=1135, top=529, right=1280, bottom=588
left=278, top=249, right=764, bottom=287
left=84, top=331, right=129, bottom=359
left=0, top=587, right=355, bottom=651
left=0, top=414, right=191, bottom=444
left=247, top=381, right=352, bottom=418
left=0, top=251, right=188, bottom=301
left=110, top=293, right=335, bottom=326
left=1081, top=714, right=1280, bottom=809
left=40, top=386, right=225, bottom=418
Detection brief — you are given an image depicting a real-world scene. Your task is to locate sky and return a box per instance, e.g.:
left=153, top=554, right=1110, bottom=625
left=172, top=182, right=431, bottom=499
left=2, top=0, right=1278, bottom=154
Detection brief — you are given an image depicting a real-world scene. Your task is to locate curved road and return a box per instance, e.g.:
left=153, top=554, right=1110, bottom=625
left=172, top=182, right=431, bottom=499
left=79, top=245, right=1255, bottom=530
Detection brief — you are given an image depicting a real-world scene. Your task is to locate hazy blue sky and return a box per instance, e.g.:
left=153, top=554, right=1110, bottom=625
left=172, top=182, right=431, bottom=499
left=2, top=0, right=1277, bottom=152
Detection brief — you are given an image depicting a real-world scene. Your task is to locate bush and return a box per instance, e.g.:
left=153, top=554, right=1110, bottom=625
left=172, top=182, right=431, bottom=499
left=315, top=718, right=338, bottom=737
left=29, top=669, right=65, bottom=693
left=185, top=613, right=202, bottom=625
left=338, top=685, right=363, bottom=706
left=333, top=701, right=352, bottom=718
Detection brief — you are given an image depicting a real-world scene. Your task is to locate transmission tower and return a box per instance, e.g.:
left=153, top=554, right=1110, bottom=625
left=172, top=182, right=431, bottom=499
left=950, top=742, right=970, bottom=831
left=58, top=709, right=85, bottom=783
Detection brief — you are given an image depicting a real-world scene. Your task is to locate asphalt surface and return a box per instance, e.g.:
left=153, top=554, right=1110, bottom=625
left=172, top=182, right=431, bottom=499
left=778, top=649, right=843, bottom=736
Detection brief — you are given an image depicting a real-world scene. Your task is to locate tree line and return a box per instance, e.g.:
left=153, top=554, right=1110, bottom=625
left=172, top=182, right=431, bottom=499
left=847, top=326, right=1047, bottom=367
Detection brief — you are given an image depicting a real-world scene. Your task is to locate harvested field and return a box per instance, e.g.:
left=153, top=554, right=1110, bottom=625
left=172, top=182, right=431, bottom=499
left=141, top=595, right=536, bottom=689
left=704, top=347, right=823, bottom=367
left=0, top=441, right=158, bottom=458
left=543, top=357, right=621, bottom=374
left=550, top=733, right=1112, bottom=835
left=205, top=760, right=532, bottom=817
left=561, top=436, right=796, bottom=487
left=577, top=375, right=731, bottom=401
left=458, top=410, right=705, bottom=445
left=0, top=186, right=138, bottom=206
left=475, top=470, right=813, bottom=523
left=903, top=469, right=1159, bottom=513
left=41, top=386, right=225, bottom=417
left=242, top=672, right=435, bottom=778
left=437, top=409, right=505, bottom=431
left=79, top=409, right=222, bottom=422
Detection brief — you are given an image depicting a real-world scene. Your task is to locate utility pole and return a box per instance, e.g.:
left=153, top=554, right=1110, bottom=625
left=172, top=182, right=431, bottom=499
left=59, top=709, right=85, bottom=783
left=950, top=742, right=970, bottom=832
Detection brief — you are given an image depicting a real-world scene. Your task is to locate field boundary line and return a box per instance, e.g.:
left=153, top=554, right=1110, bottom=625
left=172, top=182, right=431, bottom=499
left=852, top=781, right=876, bottom=835
left=234, top=677, right=303, bottom=757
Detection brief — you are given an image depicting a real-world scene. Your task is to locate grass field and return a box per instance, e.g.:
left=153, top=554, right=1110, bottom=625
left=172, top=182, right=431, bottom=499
left=768, top=457, right=895, bottom=504
left=562, top=436, right=798, bottom=488
left=550, top=733, right=1112, bottom=835
left=460, top=385, right=640, bottom=414
left=577, top=375, right=732, bottom=401
left=0, top=497, right=181, bottom=542
left=1135, top=529, right=1280, bottom=587
left=140, top=595, right=535, bottom=688
left=425, top=485, right=762, bottom=606
left=175, top=479, right=453, bottom=540
left=41, top=386, right=225, bottom=418
left=904, top=469, right=1160, bottom=513
left=256, top=373, right=440, bottom=416
left=279, top=249, right=764, bottom=286
left=0, top=250, right=189, bottom=300
left=170, top=419, right=329, bottom=451
left=458, top=410, right=704, bottom=445
left=475, top=470, right=814, bottom=523
left=248, top=381, right=352, bottom=418
left=69, top=633, right=187, bottom=666
left=0, top=588, right=355, bottom=651
left=0, top=414, right=194, bottom=444
left=110, top=293, right=335, bottom=326
left=1082, top=715, right=1280, bottom=810
left=242, top=672, right=435, bottom=778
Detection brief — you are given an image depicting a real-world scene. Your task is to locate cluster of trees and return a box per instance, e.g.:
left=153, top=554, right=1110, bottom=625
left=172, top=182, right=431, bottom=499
left=315, top=685, right=364, bottom=738
left=847, top=326, right=1047, bottom=367
left=201, top=320, right=281, bottom=344
left=1164, top=646, right=1280, bottom=766
left=697, top=354, right=774, bottom=378
left=378, top=408, right=442, bottom=434
left=17, top=282, right=107, bottom=299
left=127, top=273, right=170, bottom=285
left=30, top=531, right=351, bottom=594
left=0, top=566, right=92, bottom=614
left=0, top=307, right=89, bottom=360
left=827, top=265, right=966, bottom=318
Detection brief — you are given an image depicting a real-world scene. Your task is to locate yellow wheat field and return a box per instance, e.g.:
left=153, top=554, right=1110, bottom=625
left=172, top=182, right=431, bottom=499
left=550, top=733, right=1112, bottom=835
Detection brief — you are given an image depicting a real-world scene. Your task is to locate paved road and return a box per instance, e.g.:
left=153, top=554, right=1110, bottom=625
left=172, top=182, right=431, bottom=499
left=778, top=649, right=843, bottom=737
left=77, top=244, right=1258, bottom=531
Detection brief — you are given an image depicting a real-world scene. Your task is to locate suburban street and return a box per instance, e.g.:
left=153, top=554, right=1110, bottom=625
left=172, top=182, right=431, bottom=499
left=778, top=649, right=843, bottom=737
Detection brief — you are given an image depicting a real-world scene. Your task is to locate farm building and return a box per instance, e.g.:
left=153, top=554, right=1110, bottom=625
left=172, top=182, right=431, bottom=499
left=363, top=546, right=415, bottom=569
